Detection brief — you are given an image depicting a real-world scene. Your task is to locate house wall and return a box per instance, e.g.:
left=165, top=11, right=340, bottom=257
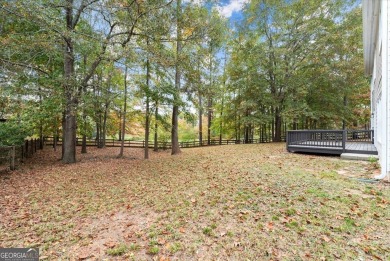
left=386, top=0, right=390, bottom=179
left=371, top=0, right=389, bottom=179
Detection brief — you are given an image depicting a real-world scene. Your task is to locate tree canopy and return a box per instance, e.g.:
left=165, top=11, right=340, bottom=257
left=0, top=0, right=368, bottom=162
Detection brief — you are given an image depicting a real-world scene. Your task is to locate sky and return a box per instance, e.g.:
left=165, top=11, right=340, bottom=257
left=214, top=0, right=249, bottom=20
left=183, top=0, right=248, bottom=24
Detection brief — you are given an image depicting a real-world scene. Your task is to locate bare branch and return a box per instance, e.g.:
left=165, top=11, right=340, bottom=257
left=73, top=0, right=99, bottom=29
left=0, top=58, right=50, bottom=76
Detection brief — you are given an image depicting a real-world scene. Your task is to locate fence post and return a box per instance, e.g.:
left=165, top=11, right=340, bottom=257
left=342, top=130, right=346, bottom=152
left=10, top=146, right=15, bottom=171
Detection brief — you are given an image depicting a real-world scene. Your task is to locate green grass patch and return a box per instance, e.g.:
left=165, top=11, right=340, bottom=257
left=106, top=244, right=128, bottom=256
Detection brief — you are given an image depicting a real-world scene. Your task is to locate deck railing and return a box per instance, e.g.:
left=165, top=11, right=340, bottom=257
left=287, top=130, right=345, bottom=149
left=346, top=130, right=374, bottom=143
left=287, top=129, right=374, bottom=153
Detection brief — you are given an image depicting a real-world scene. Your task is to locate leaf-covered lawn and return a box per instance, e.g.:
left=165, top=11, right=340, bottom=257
left=0, top=143, right=389, bottom=260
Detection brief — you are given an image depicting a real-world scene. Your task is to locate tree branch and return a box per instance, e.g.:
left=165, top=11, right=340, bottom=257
left=72, top=0, right=99, bottom=29
left=0, top=58, right=50, bottom=76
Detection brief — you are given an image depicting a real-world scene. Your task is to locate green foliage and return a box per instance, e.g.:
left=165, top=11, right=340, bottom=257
left=0, top=0, right=369, bottom=154
left=106, top=244, right=128, bottom=256
left=217, top=0, right=368, bottom=140
left=168, top=242, right=181, bottom=254
left=0, top=121, right=31, bottom=146
left=202, top=226, right=213, bottom=236
left=368, top=156, right=378, bottom=163
left=147, top=245, right=160, bottom=255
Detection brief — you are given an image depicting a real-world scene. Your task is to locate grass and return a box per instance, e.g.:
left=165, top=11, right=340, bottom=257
left=106, top=244, right=128, bottom=256
left=147, top=245, right=160, bottom=255
left=0, top=143, right=389, bottom=260
left=202, top=227, right=213, bottom=236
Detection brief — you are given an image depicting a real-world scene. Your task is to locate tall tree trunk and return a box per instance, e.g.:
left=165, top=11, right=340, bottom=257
left=118, top=109, right=122, bottom=141
left=219, top=97, right=223, bottom=145
left=237, top=115, right=241, bottom=142
left=207, top=97, right=212, bottom=145
left=207, top=43, right=213, bottom=145
left=102, top=101, right=109, bottom=148
left=244, top=109, right=250, bottom=143
left=244, top=126, right=248, bottom=143
left=81, top=133, right=87, bottom=153
left=53, top=117, right=58, bottom=151
left=154, top=100, right=159, bottom=152
left=198, top=92, right=203, bottom=145
left=63, top=102, right=77, bottom=163
left=145, top=42, right=151, bottom=159
left=96, top=120, right=101, bottom=148
left=81, top=112, right=87, bottom=153
left=171, top=0, right=182, bottom=155
left=62, top=0, right=77, bottom=163
left=81, top=55, right=88, bottom=154
left=62, top=22, right=77, bottom=161
left=97, top=74, right=104, bottom=148
left=101, top=75, right=111, bottom=149
left=38, top=87, right=44, bottom=150
left=118, top=67, right=128, bottom=158
left=172, top=103, right=180, bottom=154
left=274, top=107, right=282, bottom=142
left=219, top=51, right=227, bottom=145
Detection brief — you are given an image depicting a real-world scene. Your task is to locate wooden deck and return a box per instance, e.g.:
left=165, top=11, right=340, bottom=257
left=287, top=130, right=378, bottom=155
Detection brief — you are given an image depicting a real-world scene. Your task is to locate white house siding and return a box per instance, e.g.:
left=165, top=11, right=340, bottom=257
left=366, top=0, right=389, bottom=180
left=386, top=0, right=390, bottom=179
left=375, top=0, right=389, bottom=179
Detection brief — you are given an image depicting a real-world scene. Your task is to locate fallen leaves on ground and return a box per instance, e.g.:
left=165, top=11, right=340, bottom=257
left=0, top=144, right=389, bottom=260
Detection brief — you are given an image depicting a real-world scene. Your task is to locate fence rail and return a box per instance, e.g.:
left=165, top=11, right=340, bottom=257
left=1, top=134, right=286, bottom=172
left=44, top=136, right=281, bottom=150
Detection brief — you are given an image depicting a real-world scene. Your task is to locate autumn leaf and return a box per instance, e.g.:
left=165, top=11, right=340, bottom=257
left=322, top=235, right=331, bottom=243
left=266, top=222, right=274, bottom=230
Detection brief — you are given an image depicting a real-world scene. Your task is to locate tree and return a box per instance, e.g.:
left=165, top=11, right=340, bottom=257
left=118, top=66, right=128, bottom=158
left=217, top=0, right=367, bottom=141
left=171, top=0, right=183, bottom=155
left=3, top=0, right=174, bottom=163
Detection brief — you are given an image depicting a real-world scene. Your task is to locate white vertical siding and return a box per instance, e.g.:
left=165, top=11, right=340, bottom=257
left=372, top=0, right=389, bottom=179
left=387, top=0, right=390, bottom=178
left=363, top=0, right=389, bottom=179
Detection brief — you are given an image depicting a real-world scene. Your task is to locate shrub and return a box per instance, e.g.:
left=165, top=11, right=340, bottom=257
left=0, top=120, right=31, bottom=146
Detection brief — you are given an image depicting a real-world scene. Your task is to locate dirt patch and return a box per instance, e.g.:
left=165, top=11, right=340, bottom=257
left=345, top=189, right=375, bottom=199
left=68, top=210, right=159, bottom=260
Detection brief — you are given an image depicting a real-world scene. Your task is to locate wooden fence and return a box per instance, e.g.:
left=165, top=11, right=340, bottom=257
left=0, top=139, right=43, bottom=171
left=44, top=136, right=284, bottom=150
left=1, top=135, right=286, bottom=172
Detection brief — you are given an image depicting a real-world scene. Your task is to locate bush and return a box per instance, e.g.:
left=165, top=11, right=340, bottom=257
left=0, top=121, right=31, bottom=146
